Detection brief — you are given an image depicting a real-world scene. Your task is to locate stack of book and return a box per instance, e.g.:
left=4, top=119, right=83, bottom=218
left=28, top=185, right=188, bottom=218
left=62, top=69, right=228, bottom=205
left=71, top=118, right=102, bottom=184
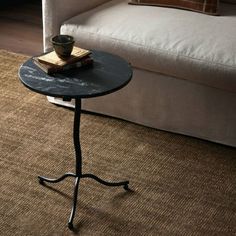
left=33, top=46, right=93, bottom=75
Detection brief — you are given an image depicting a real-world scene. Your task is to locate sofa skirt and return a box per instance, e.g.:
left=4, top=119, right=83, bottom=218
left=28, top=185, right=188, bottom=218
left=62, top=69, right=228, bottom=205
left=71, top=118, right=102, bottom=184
left=47, top=68, right=236, bottom=147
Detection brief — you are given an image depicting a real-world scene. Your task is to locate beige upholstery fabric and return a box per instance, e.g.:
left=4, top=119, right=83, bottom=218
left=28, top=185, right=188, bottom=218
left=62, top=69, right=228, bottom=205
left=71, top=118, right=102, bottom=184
left=42, top=0, right=111, bottom=52
left=129, top=0, right=219, bottom=15
left=61, top=1, right=236, bottom=92
left=48, top=68, right=236, bottom=147
left=82, top=68, right=236, bottom=147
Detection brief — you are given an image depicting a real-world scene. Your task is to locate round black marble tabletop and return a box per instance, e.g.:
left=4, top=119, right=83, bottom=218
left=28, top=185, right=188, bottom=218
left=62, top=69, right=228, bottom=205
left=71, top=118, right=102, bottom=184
left=19, top=50, right=133, bottom=99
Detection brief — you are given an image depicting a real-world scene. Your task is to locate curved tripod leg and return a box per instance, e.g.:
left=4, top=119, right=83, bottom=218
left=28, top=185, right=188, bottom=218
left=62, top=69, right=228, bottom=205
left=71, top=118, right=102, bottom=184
left=81, top=174, right=129, bottom=190
left=68, top=177, right=80, bottom=230
left=38, top=172, right=76, bottom=185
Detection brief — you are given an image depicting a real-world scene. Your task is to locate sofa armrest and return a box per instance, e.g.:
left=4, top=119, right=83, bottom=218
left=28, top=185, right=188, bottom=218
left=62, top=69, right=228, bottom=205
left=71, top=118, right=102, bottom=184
left=42, top=0, right=110, bottom=52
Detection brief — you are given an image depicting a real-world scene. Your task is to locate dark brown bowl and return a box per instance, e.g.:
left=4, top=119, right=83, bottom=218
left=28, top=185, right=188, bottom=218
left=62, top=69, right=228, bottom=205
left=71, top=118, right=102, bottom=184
left=51, top=35, right=75, bottom=59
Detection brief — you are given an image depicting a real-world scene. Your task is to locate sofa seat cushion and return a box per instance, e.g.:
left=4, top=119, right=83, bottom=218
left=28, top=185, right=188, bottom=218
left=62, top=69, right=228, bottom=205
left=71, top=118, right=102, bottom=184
left=61, top=0, right=236, bottom=92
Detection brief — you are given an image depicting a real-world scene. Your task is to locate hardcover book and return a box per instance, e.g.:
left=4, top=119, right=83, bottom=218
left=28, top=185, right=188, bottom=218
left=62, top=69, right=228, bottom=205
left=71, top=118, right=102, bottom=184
left=33, top=56, right=93, bottom=75
left=36, top=47, right=91, bottom=67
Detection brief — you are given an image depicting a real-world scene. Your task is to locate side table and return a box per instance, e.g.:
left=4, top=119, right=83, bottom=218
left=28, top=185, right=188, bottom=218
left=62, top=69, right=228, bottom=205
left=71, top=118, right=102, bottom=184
left=18, top=50, right=133, bottom=230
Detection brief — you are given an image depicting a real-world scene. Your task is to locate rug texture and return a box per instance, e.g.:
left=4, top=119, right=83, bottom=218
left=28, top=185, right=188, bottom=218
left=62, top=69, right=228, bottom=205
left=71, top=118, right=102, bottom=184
left=0, top=50, right=235, bottom=236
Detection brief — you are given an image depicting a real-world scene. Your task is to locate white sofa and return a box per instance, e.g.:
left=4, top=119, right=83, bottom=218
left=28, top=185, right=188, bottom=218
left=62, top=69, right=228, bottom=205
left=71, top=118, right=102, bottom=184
left=42, top=0, right=236, bottom=147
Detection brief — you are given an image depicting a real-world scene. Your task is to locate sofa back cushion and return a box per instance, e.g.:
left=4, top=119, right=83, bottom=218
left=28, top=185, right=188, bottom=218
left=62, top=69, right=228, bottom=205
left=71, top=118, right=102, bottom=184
left=129, top=0, right=219, bottom=15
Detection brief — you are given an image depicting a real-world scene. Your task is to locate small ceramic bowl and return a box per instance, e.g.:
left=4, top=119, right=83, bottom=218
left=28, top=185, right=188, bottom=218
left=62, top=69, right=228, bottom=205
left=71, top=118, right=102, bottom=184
left=51, top=35, right=75, bottom=59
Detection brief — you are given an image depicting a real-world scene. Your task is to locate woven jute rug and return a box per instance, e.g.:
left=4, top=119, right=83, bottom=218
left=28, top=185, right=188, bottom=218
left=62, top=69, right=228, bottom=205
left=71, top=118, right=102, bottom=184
left=0, top=50, right=235, bottom=236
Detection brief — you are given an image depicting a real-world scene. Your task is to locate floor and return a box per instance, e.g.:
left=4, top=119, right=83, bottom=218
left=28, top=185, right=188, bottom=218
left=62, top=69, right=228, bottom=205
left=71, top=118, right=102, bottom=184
left=0, top=0, right=43, bottom=56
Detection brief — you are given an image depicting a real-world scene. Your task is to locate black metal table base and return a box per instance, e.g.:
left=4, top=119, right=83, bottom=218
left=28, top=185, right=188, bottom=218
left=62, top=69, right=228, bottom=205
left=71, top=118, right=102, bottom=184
left=38, top=98, right=129, bottom=230
left=38, top=173, right=129, bottom=229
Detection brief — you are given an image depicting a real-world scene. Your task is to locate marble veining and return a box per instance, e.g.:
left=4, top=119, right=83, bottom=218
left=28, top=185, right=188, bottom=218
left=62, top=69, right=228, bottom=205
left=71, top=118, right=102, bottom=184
left=22, top=65, right=37, bottom=73
left=23, top=73, right=54, bottom=82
